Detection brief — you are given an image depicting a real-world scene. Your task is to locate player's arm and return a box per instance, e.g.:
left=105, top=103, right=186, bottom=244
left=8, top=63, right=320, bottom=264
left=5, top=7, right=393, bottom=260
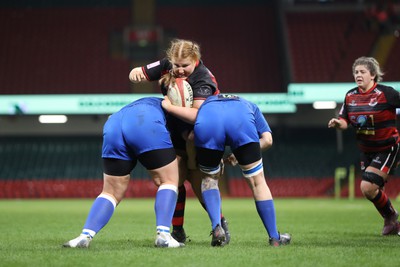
left=129, top=58, right=171, bottom=83
left=162, top=97, right=203, bottom=124
left=385, top=86, right=400, bottom=108
left=253, top=104, right=273, bottom=151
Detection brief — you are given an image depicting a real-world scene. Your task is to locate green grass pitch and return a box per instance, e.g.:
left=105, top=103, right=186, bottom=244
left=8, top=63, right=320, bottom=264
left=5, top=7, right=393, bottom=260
left=0, top=198, right=399, bottom=267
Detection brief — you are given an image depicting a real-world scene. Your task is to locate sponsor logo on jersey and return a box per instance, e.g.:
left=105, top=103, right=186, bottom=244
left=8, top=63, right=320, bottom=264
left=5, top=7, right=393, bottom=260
left=348, top=100, right=357, bottom=106
left=369, top=97, right=378, bottom=106
left=357, top=115, right=368, bottom=127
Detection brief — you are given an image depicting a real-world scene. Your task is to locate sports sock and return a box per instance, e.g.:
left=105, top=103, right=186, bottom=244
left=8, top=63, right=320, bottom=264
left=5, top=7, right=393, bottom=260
left=172, top=184, right=186, bottom=230
left=155, top=184, right=178, bottom=231
left=255, top=199, right=279, bottom=239
left=82, top=193, right=117, bottom=237
left=202, top=189, right=221, bottom=229
left=371, top=190, right=396, bottom=218
left=200, top=201, right=225, bottom=221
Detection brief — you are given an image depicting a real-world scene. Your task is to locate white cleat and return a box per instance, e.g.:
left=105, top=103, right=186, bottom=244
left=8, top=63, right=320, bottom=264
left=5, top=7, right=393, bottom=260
left=63, top=234, right=92, bottom=248
left=155, top=231, right=185, bottom=248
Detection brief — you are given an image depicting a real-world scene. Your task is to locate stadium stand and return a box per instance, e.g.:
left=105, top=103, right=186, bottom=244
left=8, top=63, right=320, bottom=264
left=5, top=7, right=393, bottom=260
left=383, top=36, right=400, bottom=81
left=0, top=4, right=283, bottom=94
left=156, top=5, right=283, bottom=92
left=0, top=8, right=131, bottom=94
left=286, top=11, right=380, bottom=83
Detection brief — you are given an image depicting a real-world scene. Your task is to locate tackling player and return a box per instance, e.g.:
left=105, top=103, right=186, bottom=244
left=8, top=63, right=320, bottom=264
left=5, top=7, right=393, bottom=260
left=192, top=94, right=291, bottom=246
left=64, top=97, right=184, bottom=248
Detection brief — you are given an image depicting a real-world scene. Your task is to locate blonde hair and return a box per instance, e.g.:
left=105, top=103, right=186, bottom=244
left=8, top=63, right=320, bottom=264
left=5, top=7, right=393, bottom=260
left=166, top=38, right=201, bottom=63
left=352, top=56, right=384, bottom=82
left=159, top=39, right=201, bottom=87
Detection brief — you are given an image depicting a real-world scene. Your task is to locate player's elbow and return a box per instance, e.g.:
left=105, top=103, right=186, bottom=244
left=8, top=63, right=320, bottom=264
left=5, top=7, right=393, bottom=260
left=261, top=132, right=273, bottom=150
left=265, top=138, right=273, bottom=150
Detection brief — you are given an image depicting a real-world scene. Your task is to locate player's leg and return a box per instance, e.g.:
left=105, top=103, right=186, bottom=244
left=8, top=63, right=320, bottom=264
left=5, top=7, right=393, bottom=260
left=167, top=118, right=190, bottom=242
left=194, top=105, right=229, bottom=246
left=186, top=129, right=231, bottom=243
left=196, top=147, right=227, bottom=246
left=187, top=165, right=231, bottom=243
left=63, top=159, right=134, bottom=248
left=140, top=148, right=183, bottom=248
left=171, top=151, right=188, bottom=242
left=64, top=107, right=138, bottom=248
left=233, top=142, right=290, bottom=246
left=360, top=148, right=400, bottom=235
left=361, top=169, right=399, bottom=235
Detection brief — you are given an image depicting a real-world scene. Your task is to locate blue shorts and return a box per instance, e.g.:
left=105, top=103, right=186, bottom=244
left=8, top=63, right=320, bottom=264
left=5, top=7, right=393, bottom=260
left=194, top=99, right=261, bottom=151
left=102, top=98, right=173, bottom=160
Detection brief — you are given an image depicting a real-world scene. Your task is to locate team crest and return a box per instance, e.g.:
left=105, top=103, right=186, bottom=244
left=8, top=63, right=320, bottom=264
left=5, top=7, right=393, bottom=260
left=369, top=97, right=378, bottom=106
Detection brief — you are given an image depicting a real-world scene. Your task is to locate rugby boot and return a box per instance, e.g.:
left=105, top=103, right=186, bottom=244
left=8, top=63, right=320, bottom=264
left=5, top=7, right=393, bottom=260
left=210, top=224, right=226, bottom=247
left=269, top=232, right=291, bottom=247
left=382, top=210, right=400, bottom=235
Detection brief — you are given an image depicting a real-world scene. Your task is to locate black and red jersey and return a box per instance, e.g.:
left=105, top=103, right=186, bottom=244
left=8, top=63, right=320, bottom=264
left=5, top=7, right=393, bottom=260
left=339, top=83, right=400, bottom=152
left=142, top=58, right=220, bottom=100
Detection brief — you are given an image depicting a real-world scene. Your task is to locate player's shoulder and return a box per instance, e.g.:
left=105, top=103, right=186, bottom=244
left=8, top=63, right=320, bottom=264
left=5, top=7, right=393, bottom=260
left=343, top=87, right=358, bottom=103
left=376, top=83, right=396, bottom=92
left=345, top=86, right=358, bottom=96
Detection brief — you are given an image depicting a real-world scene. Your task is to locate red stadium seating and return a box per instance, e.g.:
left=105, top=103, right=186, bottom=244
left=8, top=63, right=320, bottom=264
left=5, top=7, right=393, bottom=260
left=156, top=6, right=283, bottom=93
left=0, top=6, right=284, bottom=94
left=383, top=36, right=400, bottom=81
left=286, top=11, right=379, bottom=83
left=0, top=8, right=131, bottom=94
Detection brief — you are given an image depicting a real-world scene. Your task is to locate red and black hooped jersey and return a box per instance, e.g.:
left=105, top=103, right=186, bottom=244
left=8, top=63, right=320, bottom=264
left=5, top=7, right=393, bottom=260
left=142, top=58, right=219, bottom=100
left=339, top=83, right=400, bottom=152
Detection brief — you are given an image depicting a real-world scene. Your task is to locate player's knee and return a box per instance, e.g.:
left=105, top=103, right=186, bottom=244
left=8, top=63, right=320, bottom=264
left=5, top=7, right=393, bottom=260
left=361, top=172, right=384, bottom=190
left=241, top=160, right=263, bottom=178
left=199, top=164, right=221, bottom=177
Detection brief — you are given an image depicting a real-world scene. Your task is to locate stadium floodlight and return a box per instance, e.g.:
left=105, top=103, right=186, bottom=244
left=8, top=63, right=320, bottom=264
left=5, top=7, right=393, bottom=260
left=312, top=101, right=337, bottom=110
left=38, top=115, right=68, bottom=124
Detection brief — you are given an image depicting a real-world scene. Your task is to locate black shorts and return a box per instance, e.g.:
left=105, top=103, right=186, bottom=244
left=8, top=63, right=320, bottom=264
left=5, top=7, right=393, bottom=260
left=197, top=142, right=261, bottom=167
left=360, top=143, right=400, bottom=175
left=103, top=148, right=176, bottom=175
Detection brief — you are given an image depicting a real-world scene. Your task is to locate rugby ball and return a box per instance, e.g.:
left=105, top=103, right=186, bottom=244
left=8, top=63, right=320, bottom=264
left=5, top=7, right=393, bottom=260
left=167, top=78, right=193, bottom=108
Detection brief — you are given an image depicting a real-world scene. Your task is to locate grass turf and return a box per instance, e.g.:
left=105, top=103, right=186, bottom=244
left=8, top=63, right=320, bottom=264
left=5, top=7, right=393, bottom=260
left=0, top=198, right=398, bottom=267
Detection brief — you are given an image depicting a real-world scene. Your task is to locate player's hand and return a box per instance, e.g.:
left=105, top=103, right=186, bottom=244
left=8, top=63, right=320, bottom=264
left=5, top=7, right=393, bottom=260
left=220, top=159, right=225, bottom=175
left=129, top=67, right=146, bottom=83
left=328, top=118, right=341, bottom=128
left=224, top=153, right=238, bottom=167
left=187, top=130, right=195, bottom=141
left=162, top=95, right=172, bottom=111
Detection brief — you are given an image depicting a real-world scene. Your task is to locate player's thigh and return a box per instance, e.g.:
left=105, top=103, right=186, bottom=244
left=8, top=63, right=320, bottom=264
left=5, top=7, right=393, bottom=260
left=147, top=157, right=179, bottom=186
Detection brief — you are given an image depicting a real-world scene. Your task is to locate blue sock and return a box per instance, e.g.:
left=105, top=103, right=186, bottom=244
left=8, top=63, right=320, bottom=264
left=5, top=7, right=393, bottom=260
left=202, top=189, right=221, bottom=229
left=255, top=199, right=279, bottom=239
left=82, top=194, right=116, bottom=236
left=155, top=185, right=178, bottom=231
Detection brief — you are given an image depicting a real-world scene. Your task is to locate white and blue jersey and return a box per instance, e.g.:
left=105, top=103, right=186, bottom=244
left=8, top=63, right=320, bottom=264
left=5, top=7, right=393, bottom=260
left=194, top=94, right=271, bottom=151
left=102, top=97, right=173, bottom=160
